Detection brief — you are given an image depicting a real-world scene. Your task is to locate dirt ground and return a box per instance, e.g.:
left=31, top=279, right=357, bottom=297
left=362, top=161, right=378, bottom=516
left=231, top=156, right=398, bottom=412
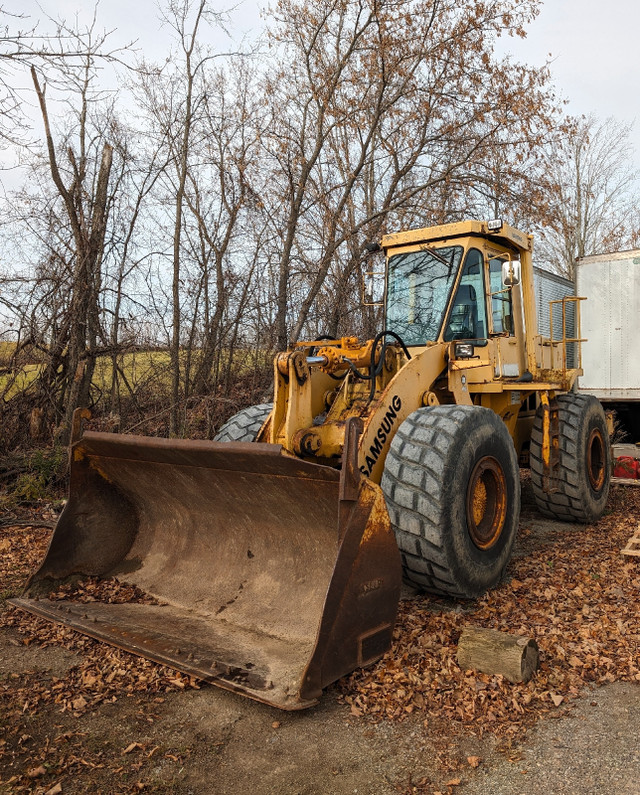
left=1, top=478, right=639, bottom=795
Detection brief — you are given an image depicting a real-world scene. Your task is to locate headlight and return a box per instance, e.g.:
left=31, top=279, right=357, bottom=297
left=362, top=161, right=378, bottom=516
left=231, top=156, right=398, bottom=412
left=454, top=342, right=474, bottom=359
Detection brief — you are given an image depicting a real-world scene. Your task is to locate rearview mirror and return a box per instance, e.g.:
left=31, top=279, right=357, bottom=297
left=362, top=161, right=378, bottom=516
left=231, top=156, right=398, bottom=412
left=362, top=268, right=385, bottom=306
left=502, top=259, right=521, bottom=286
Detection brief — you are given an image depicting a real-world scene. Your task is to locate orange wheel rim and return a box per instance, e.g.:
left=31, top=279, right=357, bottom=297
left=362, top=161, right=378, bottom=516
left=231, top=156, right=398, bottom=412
left=587, top=428, right=606, bottom=491
left=466, top=456, right=508, bottom=550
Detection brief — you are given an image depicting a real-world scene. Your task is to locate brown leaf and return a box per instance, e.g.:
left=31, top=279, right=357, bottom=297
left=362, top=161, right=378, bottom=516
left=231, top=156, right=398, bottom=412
left=81, top=671, right=98, bottom=686
left=45, top=785, right=63, bottom=795
left=123, top=742, right=142, bottom=755
left=27, top=765, right=46, bottom=778
left=169, top=678, right=185, bottom=689
left=467, top=756, right=481, bottom=768
left=550, top=693, right=564, bottom=707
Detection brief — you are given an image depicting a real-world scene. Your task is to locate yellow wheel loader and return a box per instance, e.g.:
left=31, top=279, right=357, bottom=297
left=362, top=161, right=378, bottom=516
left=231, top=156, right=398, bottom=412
left=11, top=219, right=611, bottom=709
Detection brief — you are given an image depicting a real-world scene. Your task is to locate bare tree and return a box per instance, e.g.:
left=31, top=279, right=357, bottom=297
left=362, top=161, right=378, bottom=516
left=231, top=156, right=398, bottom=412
left=133, top=0, right=238, bottom=434
left=184, top=58, right=266, bottom=395
left=30, top=40, right=115, bottom=440
left=0, top=15, right=142, bottom=446
left=0, top=0, right=585, bottom=452
left=259, top=0, right=562, bottom=347
left=534, top=114, right=640, bottom=279
left=0, top=5, right=134, bottom=148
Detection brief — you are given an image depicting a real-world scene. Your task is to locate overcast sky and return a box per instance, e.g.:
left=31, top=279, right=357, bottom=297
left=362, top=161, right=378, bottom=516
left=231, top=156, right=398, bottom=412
left=17, top=0, right=640, bottom=170
left=495, top=0, right=640, bottom=164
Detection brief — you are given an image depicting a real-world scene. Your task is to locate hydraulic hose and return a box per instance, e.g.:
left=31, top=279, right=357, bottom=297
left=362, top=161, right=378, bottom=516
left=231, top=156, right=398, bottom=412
left=368, top=330, right=412, bottom=403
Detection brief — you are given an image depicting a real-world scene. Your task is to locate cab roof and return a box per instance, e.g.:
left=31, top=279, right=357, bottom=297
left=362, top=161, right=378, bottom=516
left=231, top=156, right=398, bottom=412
left=380, top=220, right=533, bottom=254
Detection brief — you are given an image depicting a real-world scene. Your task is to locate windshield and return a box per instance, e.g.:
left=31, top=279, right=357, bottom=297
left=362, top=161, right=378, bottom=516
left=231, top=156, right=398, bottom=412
left=385, top=246, right=463, bottom=345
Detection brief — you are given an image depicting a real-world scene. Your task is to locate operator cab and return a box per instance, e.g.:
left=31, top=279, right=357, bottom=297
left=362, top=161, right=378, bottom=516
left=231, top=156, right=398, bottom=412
left=384, top=239, right=516, bottom=348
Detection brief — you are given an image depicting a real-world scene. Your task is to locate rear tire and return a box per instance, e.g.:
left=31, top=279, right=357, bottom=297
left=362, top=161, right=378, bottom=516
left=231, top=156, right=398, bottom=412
left=214, top=403, right=272, bottom=443
left=381, top=406, right=520, bottom=598
left=530, top=394, right=610, bottom=523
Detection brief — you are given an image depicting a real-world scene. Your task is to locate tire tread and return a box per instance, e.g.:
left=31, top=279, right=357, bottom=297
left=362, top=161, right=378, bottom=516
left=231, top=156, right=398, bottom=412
left=381, top=405, right=519, bottom=598
left=214, top=403, right=272, bottom=443
left=529, top=393, right=610, bottom=523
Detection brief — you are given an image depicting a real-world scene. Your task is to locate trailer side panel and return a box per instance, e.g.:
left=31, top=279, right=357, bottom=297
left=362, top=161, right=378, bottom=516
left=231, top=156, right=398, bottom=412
left=576, top=250, right=640, bottom=401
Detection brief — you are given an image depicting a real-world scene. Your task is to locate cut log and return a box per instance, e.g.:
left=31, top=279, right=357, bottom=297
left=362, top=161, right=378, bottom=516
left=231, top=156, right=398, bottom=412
left=456, top=627, right=538, bottom=684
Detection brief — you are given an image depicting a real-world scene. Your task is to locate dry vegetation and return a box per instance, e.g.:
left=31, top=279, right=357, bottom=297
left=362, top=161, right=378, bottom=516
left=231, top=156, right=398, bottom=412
left=9, top=0, right=639, bottom=453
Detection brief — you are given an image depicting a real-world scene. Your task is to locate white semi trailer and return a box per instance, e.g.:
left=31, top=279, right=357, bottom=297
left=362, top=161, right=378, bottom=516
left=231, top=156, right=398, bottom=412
left=575, top=249, right=640, bottom=441
left=534, top=252, right=640, bottom=477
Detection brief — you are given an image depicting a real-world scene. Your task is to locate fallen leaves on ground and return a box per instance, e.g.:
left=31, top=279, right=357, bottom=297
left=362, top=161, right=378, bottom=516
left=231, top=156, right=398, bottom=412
left=0, top=507, right=197, bottom=792
left=48, top=577, right=161, bottom=605
left=1, top=609, right=198, bottom=717
left=0, top=511, right=52, bottom=597
left=1, top=484, right=639, bottom=793
left=338, top=485, right=640, bottom=745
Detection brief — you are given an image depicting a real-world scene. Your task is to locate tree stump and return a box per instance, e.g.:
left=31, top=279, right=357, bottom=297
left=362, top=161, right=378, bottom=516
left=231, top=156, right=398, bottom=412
left=456, top=627, right=538, bottom=683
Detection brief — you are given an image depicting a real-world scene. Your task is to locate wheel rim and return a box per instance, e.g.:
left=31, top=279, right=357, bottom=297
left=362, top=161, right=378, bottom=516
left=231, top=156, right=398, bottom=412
left=587, top=427, right=606, bottom=491
left=466, top=456, right=508, bottom=550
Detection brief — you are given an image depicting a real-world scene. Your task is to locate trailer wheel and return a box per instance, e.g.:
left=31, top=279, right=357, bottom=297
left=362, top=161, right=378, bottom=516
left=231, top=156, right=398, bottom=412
left=381, top=406, right=520, bottom=598
left=214, top=403, right=272, bottom=443
left=530, top=394, right=610, bottom=523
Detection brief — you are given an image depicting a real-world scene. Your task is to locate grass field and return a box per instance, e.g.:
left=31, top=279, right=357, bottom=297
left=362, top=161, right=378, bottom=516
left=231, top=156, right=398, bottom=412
left=0, top=349, right=173, bottom=398
left=0, top=345, right=269, bottom=400
left=0, top=340, right=18, bottom=362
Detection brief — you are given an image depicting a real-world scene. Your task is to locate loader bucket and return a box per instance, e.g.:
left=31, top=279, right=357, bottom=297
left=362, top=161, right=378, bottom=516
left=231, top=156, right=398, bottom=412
left=11, top=419, right=401, bottom=709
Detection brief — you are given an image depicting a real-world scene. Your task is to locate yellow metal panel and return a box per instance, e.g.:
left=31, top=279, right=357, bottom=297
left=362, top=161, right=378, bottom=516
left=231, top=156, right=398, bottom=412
left=358, top=345, right=447, bottom=484
left=381, top=220, right=533, bottom=254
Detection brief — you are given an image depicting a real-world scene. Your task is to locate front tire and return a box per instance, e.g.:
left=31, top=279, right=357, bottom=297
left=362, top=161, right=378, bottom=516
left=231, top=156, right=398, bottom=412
left=214, top=403, right=272, bottom=443
left=530, top=394, right=610, bottom=523
left=381, top=406, right=520, bottom=598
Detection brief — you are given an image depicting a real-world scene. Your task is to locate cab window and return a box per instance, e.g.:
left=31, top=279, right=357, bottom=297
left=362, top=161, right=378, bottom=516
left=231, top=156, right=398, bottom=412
left=443, top=248, right=487, bottom=342
left=489, top=257, right=514, bottom=335
left=386, top=246, right=463, bottom=345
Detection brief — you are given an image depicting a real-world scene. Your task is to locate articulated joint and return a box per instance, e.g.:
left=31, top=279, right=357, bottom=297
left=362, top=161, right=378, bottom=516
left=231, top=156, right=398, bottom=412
left=296, top=337, right=376, bottom=376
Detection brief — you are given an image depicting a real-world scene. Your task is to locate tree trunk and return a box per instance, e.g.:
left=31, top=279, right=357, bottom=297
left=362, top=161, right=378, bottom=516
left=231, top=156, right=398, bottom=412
left=32, top=65, right=114, bottom=444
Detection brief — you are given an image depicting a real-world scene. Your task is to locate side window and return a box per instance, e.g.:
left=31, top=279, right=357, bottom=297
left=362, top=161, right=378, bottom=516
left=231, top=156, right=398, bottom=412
left=489, top=258, right=514, bottom=335
left=444, top=249, right=487, bottom=342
